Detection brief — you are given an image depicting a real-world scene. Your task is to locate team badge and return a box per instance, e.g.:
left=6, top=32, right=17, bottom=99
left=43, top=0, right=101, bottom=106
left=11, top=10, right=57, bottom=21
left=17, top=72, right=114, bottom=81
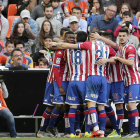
left=113, top=93, right=118, bottom=100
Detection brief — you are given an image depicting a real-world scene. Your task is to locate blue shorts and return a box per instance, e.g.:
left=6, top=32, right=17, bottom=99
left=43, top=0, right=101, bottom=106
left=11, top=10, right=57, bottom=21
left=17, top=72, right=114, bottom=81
left=111, top=81, right=124, bottom=104
left=85, top=76, right=107, bottom=105
left=65, top=81, right=86, bottom=105
left=124, top=84, right=140, bottom=104
left=43, top=82, right=54, bottom=106
left=53, top=81, right=69, bottom=104
left=106, top=83, right=111, bottom=106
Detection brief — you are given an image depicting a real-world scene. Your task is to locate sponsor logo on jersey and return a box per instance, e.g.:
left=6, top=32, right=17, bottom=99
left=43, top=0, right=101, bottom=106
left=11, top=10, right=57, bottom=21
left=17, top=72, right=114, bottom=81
left=90, top=94, right=98, bottom=98
left=56, top=58, right=61, bottom=64
left=68, top=96, right=76, bottom=101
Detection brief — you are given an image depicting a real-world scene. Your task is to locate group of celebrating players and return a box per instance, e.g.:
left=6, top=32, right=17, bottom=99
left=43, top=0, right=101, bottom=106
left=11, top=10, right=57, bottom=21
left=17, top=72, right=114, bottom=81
left=37, top=27, right=140, bottom=138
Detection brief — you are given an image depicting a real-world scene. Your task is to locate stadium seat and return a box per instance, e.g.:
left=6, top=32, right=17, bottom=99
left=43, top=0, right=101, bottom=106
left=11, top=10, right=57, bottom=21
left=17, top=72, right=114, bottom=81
left=7, top=4, right=17, bottom=17
left=6, top=16, right=19, bottom=38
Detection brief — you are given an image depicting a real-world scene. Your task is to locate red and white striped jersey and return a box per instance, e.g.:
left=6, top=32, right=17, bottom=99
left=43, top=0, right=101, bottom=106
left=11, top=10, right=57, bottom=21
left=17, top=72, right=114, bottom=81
left=121, top=42, right=140, bottom=86
left=106, top=63, right=111, bottom=83
left=66, top=49, right=88, bottom=81
left=78, top=41, right=116, bottom=77
left=53, top=50, right=69, bottom=81
left=110, top=46, right=124, bottom=82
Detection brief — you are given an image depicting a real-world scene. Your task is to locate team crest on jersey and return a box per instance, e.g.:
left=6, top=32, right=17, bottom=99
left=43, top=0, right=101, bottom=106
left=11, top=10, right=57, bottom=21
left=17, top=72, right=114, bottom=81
left=129, top=91, right=132, bottom=97
left=56, top=58, right=61, bottom=64
left=113, top=93, right=118, bottom=100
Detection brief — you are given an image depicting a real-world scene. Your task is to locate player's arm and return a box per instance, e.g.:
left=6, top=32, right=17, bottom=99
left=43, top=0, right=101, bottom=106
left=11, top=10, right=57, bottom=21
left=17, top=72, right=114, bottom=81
left=53, top=52, right=66, bottom=95
left=92, top=32, right=118, bottom=49
left=51, top=42, right=79, bottom=49
left=113, top=57, right=134, bottom=66
left=96, top=57, right=116, bottom=65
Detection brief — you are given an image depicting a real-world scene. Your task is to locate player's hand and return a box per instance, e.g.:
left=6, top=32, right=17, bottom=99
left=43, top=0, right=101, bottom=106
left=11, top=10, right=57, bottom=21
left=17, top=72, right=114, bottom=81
left=39, top=50, right=47, bottom=54
left=49, top=42, right=58, bottom=47
left=91, top=32, right=101, bottom=40
left=117, top=54, right=123, bottom=58
left=96, top=57, right=107, bottom=65
left=92, top=7, right=96, bottom=14
left=59, top=87, right=66, bottom=95
left=112, top=57, right=118, bottom=60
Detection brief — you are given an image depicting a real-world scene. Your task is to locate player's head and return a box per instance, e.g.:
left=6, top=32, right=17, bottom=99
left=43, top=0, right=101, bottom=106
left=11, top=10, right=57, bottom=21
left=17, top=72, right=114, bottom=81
left=5, top=39, right=15, bottom=54
left=14, top=40, right=25, bottom=52
left=38, top=57, right=49, bottom=68
left=64, top=31, right=75, bottom=44
left=101, top=31, right=114, bottom=41
left=76, top=31, right=87, bottom=42
left=89, top=27, right=100, bottom=41
left=43, top=34, right=53, bottom=49
left=60, top=27, right=70, bottom=40
left=119, top=28, right=129, bottom=45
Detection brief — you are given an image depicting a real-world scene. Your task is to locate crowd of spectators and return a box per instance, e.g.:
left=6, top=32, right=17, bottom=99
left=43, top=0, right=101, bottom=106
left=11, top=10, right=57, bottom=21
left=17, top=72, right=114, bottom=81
left=0, top=0, right=140, bottom=69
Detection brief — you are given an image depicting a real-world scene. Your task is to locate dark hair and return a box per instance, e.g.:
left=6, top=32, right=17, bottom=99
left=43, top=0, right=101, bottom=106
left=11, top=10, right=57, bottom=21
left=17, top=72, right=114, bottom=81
left=14, top=40, right=25, bottom=48
left=89, top=0, right=104, bottom=15
left=101, top=31, right=114, bottom=41
left=122, top=11, right=131, bottom=17
left=120, top=3, right=133, bottom=18
left=60, top=27, right=70, bottom=36
left=5, top=39, right=14, bottom=47
left=50, top=0, right=60, bottom=2
left=10, top=22, right=29, bottom=42
left=40, top=20, right=55, bottom=45
left=65, top=31, right=74, bottom=38
left=44, top=4, right=53, bottom=11
left=91, top=27, right=100, bottom=33
left=38, top=58, right=49, bottom=66
left=119, top=28, right=129, bottom=35
left=9, top=65, right=28, bottom=70
left=11, top=48, right=23, bottom=56
left=72, top=7, right=82, bottom=13
left=76, top=31, right=87, bottom=42
left=43, top=34, right=53, bottom=40
left=100, top=28, right=107, bottom=32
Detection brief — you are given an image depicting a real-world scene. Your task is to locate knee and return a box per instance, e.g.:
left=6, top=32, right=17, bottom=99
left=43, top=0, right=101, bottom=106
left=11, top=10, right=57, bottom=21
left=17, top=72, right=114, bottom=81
left=55, top=104, right=63, bottom=111
left=97, top=104, right=105, bottom=111
left=46, top=106, right=54, bottom=112
left=115, top=103, right=123, bottom=110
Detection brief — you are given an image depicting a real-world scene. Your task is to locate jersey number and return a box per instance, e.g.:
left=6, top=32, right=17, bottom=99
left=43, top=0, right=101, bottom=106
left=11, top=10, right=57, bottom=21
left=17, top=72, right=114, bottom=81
left=96, top=50, right=108, bottom=61
left=70, top=50, right=82, bottom=65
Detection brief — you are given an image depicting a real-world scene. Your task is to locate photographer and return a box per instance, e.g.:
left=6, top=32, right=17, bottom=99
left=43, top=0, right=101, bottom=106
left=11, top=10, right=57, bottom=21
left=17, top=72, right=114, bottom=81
left=0, top=75, right=17, bottom=138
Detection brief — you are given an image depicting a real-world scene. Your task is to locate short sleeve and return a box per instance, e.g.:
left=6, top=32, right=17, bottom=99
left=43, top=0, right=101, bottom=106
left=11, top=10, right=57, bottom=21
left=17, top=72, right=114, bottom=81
left=53, top=51, right=63, bottom=67
left=78, top=42, right=91, bottom=50
left=126, top=46, right=136, bottom=60
left=109, top=46, right=116, bottom=58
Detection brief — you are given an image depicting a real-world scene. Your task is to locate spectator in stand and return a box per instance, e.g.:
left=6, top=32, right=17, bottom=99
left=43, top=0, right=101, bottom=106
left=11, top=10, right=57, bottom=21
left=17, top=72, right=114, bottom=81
left=35, top=20, right=57, bottom=52
left=102, top=0, right=115, bottom=10
left=0, top=76, right=17, bottom=138
left=0, top=55, right=6, bottom=65
left=114, top=11, right=138, bottom=37
left=11, top=9, right=37, bottom=40
left=69, top=16, right=81, bottom=33
left=4, top=39, right=15, bottom=57
left=5, top=48, right=30, bottom=68
left=116, top=0, right=140, bottom=15
left=36, top=4, right=62, bottom=37
left=64, top=0, right=88, bottom=17
left=0, top=8, right=9, bottom=42
left=33, top=35, right=53, bottom=64
left=63, top=7, right=87, bottom=32
left=90, top=4, right=118, bottom=32
left=87, top=0, right=104, bottom=26
left=37, top=57, right=49, bottom=68
left=31, top=0, right=50, bottom=20
left=6, top=40, right=33, bottom=68
left=0, top=0, right=8, bottom=18
left=15, top=0, right=31, bottom=16
left=116, top=21, right=139, bottom=49
left=51, top=0, right=65, bottom=24
left=116, top=3, right=138, bottom=26
left=0, top=33, right=5, bottom=55
left=10, top=22, right=32, bottom=54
